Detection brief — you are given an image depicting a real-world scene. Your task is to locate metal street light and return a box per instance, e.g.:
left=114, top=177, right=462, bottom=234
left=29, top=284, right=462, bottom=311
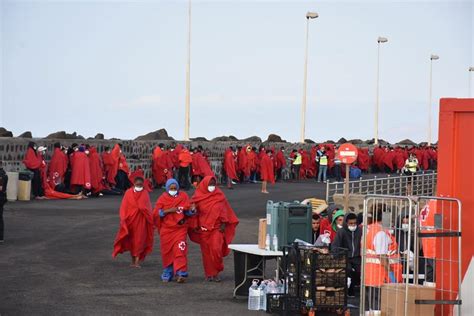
left=184, top=0, right=192, bottom=141
left=300, top=11, right=319, bottom=143
left=469, top=67, right=474, bottom=98
left=374, top=36, right=388, bottom=145
left=428, top=54, right=439, bottom=146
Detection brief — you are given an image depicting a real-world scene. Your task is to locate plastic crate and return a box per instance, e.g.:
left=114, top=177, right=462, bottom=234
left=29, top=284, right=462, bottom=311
left=282, top=244, right=348, bottom=310
left=299, top=274, right=312, bottom=300
left=314, top=288, right=346, bottom=307
left=314, top=252, right=348, bottom=269
left=314, top=268, right=346, bottom=288
left=286, top=273, right=298, bottom=297
left=266, top=294, right=302, bottom=315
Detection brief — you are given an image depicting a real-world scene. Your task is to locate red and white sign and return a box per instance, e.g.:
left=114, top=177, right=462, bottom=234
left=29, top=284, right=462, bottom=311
left=339, top=143, right=358, bottom=164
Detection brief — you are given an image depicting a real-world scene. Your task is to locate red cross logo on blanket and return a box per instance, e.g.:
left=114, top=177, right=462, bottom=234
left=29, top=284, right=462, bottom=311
left=178, top=241, right=186, bottom=251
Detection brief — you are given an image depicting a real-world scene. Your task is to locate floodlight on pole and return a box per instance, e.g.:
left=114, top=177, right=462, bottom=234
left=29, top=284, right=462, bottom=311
left=184, top=0, right=192, bottom=141
left=374, top=36, right=388, bottom=146
left=428, top=54, right=439, bottom=146
left=300, top=11, right=319, bottom=143
left=469, top=67, right=474, bottom=98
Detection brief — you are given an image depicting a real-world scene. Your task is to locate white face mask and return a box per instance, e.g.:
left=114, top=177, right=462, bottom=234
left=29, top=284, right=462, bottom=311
left=337, top=224, right=343, bottom=229
left=402, top=223, right=410, bottom=231
left=73, top=148, right=78, bottom=152
left=85, top=150, right=90, bottom=155
left=348, top=225, right=357, bottom=232
left=208, top=185, right=216, bottom=193
left=134, top=186, right=143, bottom=192
left=168, top=190, right=178, bottom=196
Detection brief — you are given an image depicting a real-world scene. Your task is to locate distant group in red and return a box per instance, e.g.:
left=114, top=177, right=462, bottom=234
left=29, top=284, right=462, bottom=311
left=22, top=141, right=438, bottom=200
left=221, top=144, right=437, bottom=186
left=22, top=141, right=139, bottom=200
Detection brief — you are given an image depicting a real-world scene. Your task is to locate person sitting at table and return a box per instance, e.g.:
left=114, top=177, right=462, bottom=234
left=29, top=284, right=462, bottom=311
left=188, top=176, right=239, bottom=282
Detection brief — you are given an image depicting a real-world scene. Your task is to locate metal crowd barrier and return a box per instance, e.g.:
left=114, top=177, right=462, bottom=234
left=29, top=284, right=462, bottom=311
left=360, top=194, right=462, bottom=316
left=325, top=171, right=437, bottom=204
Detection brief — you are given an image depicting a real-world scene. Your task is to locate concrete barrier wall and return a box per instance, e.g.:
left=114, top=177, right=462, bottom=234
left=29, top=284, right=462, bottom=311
left=0, top=137, right=315, bottom=180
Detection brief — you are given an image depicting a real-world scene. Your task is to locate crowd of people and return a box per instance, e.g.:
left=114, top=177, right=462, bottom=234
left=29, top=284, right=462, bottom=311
left=112, top=175, right=239, bottom=282
left=19, top=141, right=438, bottom=200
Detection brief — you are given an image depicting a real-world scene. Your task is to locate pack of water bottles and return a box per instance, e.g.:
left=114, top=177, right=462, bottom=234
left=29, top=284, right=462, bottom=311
left=247, top=279, right=285, bottom=312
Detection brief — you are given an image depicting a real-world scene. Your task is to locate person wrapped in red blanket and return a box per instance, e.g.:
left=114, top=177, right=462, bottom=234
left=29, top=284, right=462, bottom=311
left=23, top=142, right=46, bottom=198
left=188, top=176, right=239, bottom=281
left=70, top=145, right=91, bottom=194
left=260, top=149, right=275, bottom=194
left=129, top=167, right=153, bottom=193
left=112, top=177, right=154, bottom=268
left=48, top=142, right=68, bottom=184
left=154, top=178, right=195, bottom=283
left=152, top=144, right=172, bottom=188
left=223, top=147, right=238, bottom=189
left=191, top=148, right=215, bottom=184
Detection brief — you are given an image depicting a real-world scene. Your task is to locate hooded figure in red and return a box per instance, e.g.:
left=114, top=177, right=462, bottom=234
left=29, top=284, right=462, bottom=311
left=275, top=148, right=286, bottom=180
left=247, top=147, right=258, bottom=179
left=104, top=144, right=121, bottom=186
left=70, top=146, right=91, bottom=192
left=300, top=150, right=312, bottom=178
left=357, top=147, right=370, bottom=172
left=260, top=150, right=275, bottom=193
left=223, top=148, right=238, bottom=188
left=88, top=146, right=105, bottom=193
left=237, top=146, right=250, bottom=179
left=48, top=143, right=68, bottom=183
left=382, top=148, right=395, bottom=172
left=129, top=167, right=153, bottom=192
left=373, top=146, right=385, bottom=171
left=112, top=177, right=154, bottom=268
left=192, top=150, right=215, bottom=180
left=23, top=142, right=46, bottom=198
left=393, top=148, right=405, bottom=171
left=188, top=176, right=239, bottom=281
left=154, top=178, right=194, bottom=282
left=152, top=145, right=172, bottom=187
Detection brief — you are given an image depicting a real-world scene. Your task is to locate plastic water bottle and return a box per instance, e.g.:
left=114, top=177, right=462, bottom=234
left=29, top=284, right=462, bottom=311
left=266, top=280, right=277, bottom=294
left=265, top=234, right=271, bottom=251
left=248, top=280, right=261, bottom=311
left=258, top=281, right=267, bottom=311
left=272, top=234, right=278, bottom=251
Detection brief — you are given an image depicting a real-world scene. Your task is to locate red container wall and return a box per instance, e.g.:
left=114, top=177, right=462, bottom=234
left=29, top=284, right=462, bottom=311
left=437, top=98, right=474, bottom=314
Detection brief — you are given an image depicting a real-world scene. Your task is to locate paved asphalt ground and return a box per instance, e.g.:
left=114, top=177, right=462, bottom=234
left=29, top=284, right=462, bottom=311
left=0, top=179, right=354, bottom=316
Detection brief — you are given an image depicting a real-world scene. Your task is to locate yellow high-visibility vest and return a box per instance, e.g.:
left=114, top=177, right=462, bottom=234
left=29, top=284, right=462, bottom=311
left=293, top=154, right=302, bottom=165
left=407, top=160, right=417, bottom=173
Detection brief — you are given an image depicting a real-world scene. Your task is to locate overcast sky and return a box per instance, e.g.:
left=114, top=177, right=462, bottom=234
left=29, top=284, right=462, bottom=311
left=1, top=0, right=473, bottom=143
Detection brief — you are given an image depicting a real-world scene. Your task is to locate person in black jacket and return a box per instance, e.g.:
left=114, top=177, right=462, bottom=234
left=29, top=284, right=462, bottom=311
left=0, top=161, right=8, bottom=243
left=332, top=212, right=362, bottom=297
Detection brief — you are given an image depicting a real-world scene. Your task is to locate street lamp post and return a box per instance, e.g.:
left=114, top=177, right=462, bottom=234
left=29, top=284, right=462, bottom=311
left=184, top=0, right=192, bottom=141
left=428, top=54, right=439, bottom=146
left=374, top=36, right=388, bottom=146
left=469, top=67, right=474, bottom=98
left=300, top=11, right=318, bottom=143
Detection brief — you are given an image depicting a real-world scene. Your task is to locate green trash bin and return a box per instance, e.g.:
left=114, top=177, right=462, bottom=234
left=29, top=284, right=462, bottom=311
left=266, top=200, right=312, bottom=250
